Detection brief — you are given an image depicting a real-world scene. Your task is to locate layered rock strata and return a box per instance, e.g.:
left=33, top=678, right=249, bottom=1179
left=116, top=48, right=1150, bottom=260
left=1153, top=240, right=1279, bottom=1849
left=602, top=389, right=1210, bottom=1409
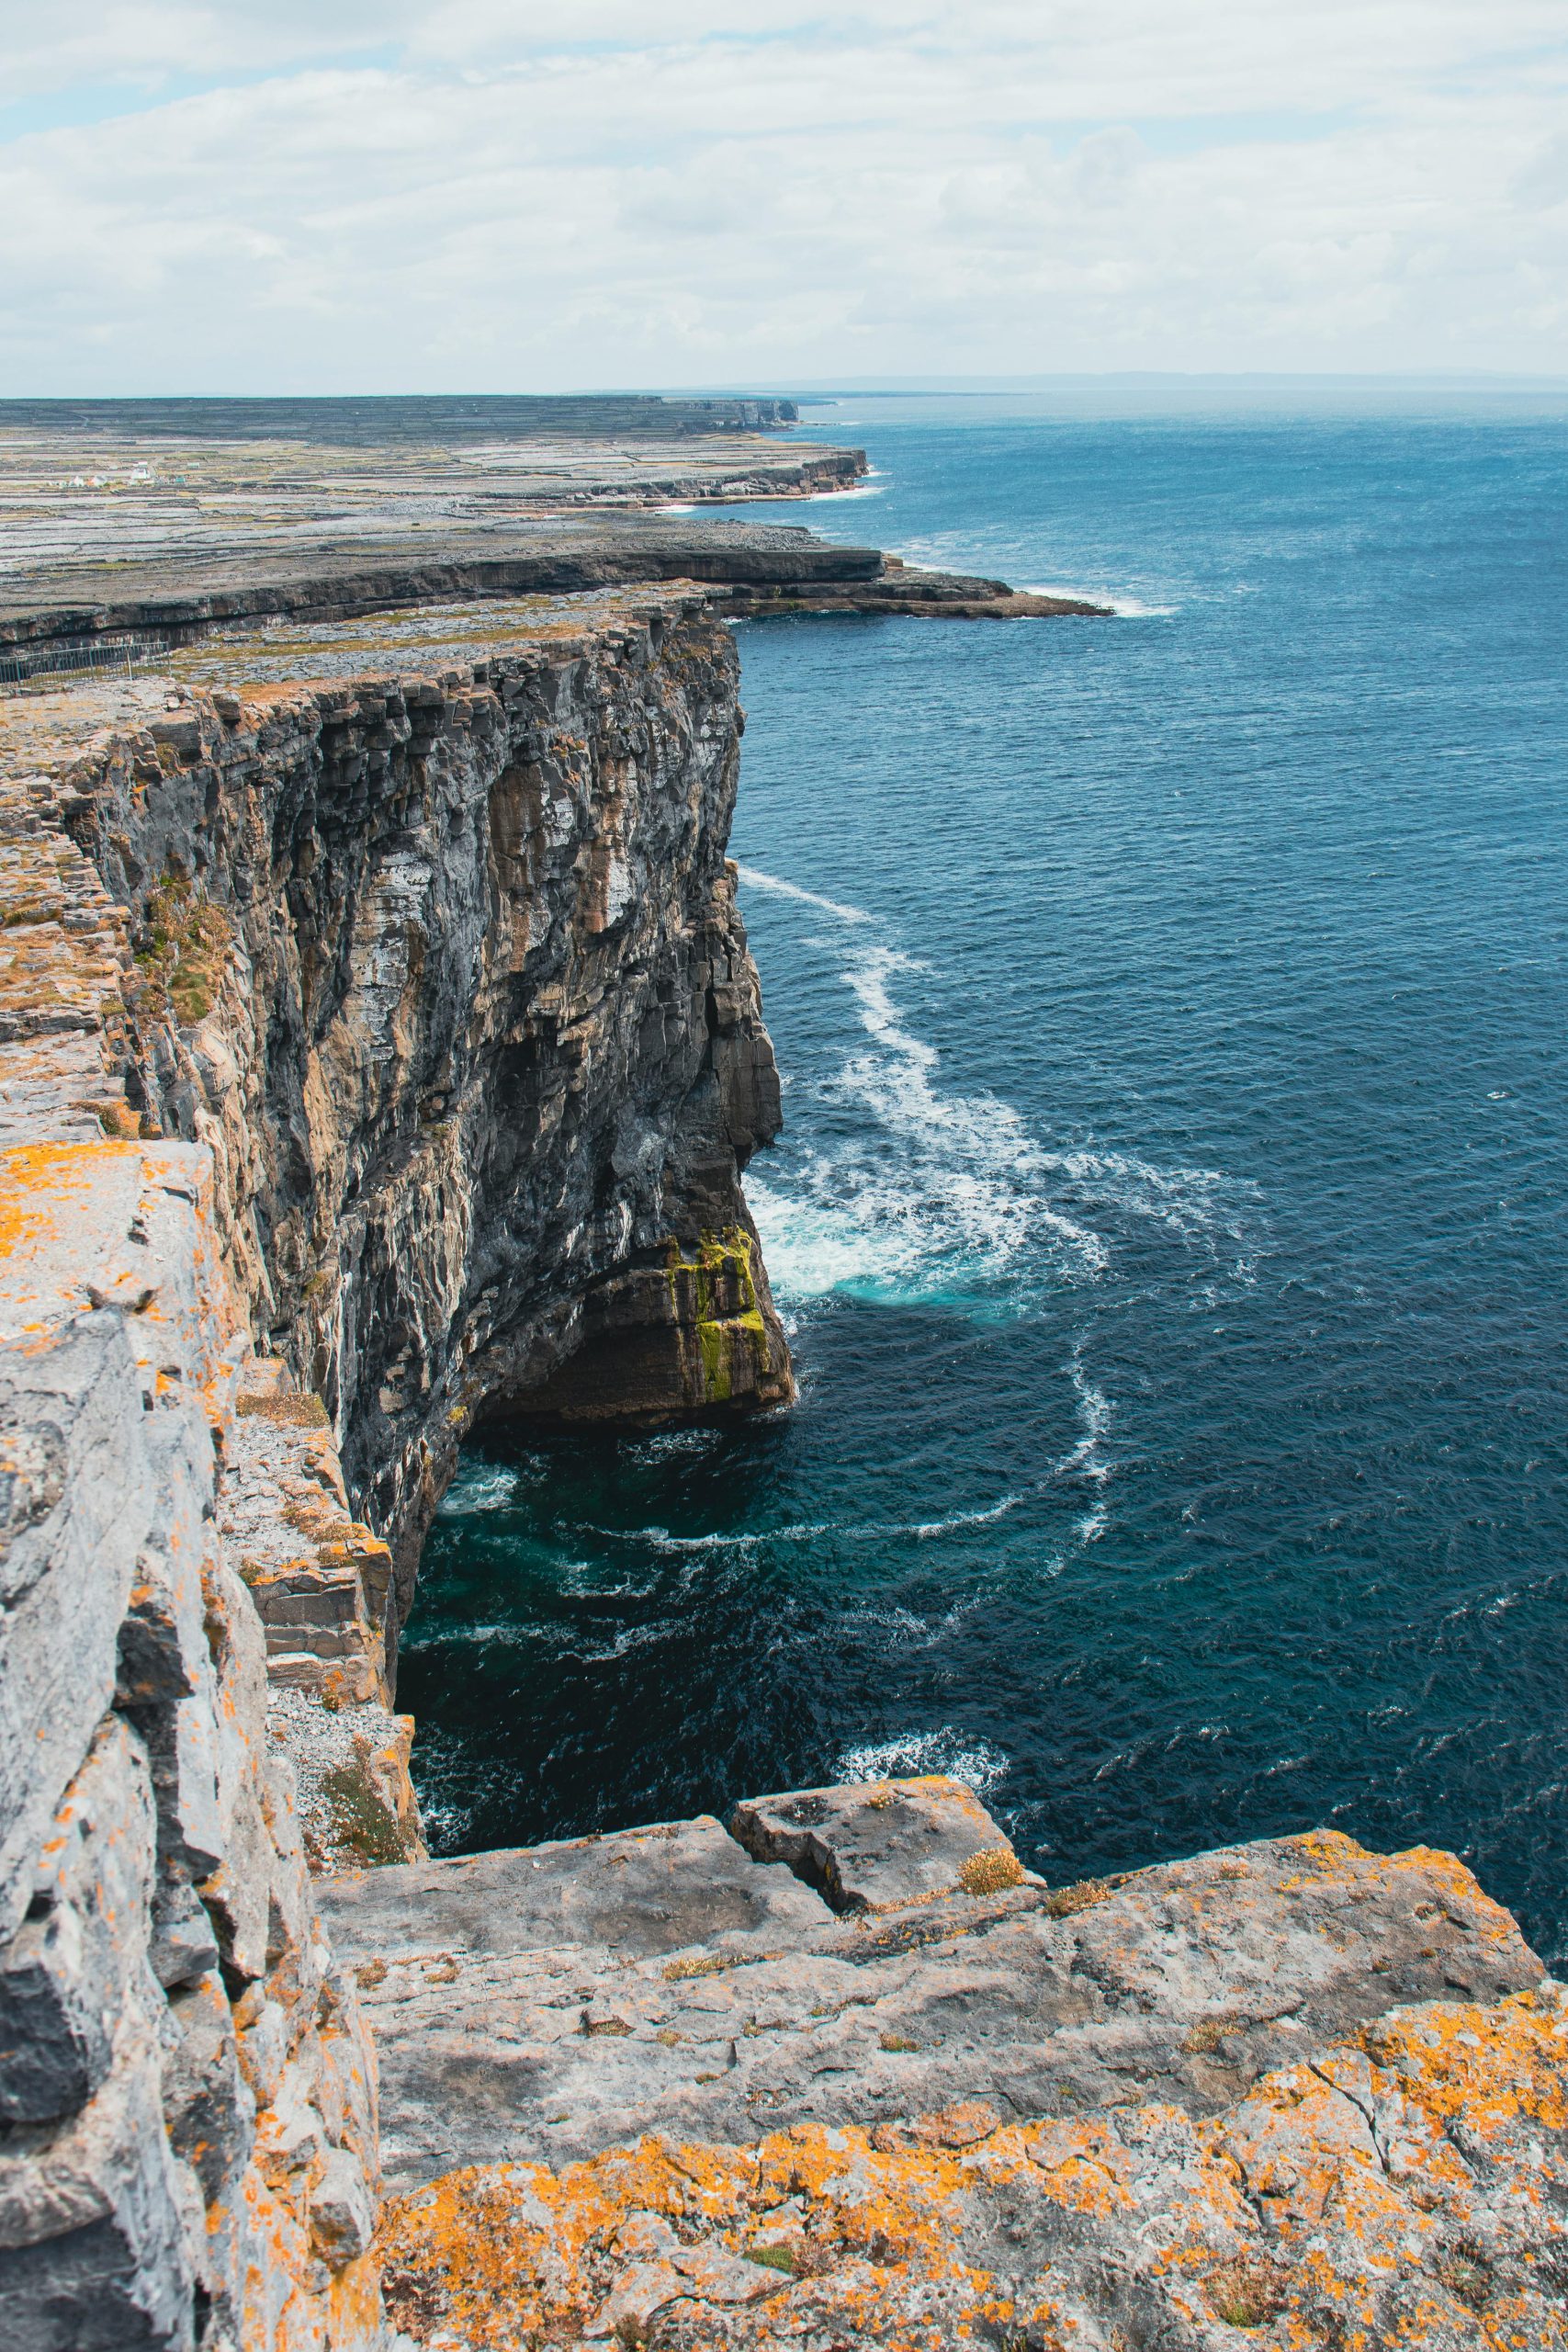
left=322, top=1781, right=1566, bottom=2349
left=0, top=1138, right=386, bottom=2349
left=10, top=588, right=792, bottom=1583
left=0, top=413, right=863, bottom=653
left=0, top=520, right=1108, bottom=669
left=0, top=584, right=794, bottom=2346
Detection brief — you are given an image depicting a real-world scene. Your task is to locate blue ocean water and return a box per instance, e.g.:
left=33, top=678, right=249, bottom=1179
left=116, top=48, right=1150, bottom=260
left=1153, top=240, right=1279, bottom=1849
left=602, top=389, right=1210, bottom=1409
left=400, top=388, right=1568, bottom=1962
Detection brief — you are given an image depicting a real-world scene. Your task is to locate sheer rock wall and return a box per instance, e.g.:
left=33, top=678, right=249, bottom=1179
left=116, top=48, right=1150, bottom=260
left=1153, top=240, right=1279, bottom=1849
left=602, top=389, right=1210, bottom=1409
left=67, top=594, right=792, bottom=1615
left=0, top=592, right=791, bottom=2347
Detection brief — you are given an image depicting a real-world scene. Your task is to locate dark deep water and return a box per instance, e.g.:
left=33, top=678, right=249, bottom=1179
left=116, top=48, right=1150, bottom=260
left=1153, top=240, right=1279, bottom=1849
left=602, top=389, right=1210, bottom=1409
left=399, top=388, right=1568, bottom=1963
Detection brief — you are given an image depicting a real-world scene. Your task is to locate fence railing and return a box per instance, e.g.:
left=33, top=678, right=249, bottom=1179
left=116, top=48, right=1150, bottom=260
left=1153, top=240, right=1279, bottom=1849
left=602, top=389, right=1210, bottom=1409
left=0, top=635, right=164, bottom=688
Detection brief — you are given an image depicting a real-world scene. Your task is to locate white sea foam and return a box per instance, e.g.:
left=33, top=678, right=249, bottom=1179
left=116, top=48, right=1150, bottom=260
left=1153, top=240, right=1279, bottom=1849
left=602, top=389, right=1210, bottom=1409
left=739, top=868, right=1259, bottom=1321
left=1019, top=582, right=1179, bottom=618
left=747, top=931, right=1105, bottom=1309
left=636, top=1426, right=724, bottom=1461
left=908, top=1493, right=1023, bottom=1536
left=595, top=1493, right=1024, bottom=1557
left=736, top=864, right=873, bottom=925
left=438, top=1464, right=521, bottom=1515
left=1059, top=1345, right=1112, bottom=1482
left=626, top=1521, right=830, bottom=1554
left=1043, top=1146, right=1258, bottom=1246
left=835, top=1727, right=1009, bottom=1795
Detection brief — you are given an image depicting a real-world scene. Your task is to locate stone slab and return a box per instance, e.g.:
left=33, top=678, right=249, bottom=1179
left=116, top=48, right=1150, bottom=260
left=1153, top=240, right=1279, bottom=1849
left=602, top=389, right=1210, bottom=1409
left=730, top=1772, right=1031, bottom=1913
left=322, top=1805, right=1545, bottom=2191
left=321, top=1814, right=831, bottom=1970
left=377, top=1979, right=1568, bottom=2352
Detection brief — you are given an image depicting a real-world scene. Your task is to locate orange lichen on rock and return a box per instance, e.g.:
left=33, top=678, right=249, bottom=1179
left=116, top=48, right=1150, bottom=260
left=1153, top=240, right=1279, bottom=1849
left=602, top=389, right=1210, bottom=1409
left=377, top=1986, right=1568, bottom=2349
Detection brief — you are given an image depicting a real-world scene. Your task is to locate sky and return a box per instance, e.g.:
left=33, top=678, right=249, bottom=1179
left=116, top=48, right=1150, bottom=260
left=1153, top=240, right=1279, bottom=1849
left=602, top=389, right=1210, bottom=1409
left=1, top=2, right=1565, bottom=393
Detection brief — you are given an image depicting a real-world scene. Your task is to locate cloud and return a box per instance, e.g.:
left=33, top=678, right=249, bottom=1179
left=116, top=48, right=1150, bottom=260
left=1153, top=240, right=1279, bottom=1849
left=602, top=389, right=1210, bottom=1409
left=0, top=3, right=1564, bottom=388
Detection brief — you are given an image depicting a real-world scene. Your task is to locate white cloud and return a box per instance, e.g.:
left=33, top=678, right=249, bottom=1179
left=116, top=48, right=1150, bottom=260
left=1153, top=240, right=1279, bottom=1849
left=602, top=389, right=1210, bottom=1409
left=0, top=3, right=1563, bottom=388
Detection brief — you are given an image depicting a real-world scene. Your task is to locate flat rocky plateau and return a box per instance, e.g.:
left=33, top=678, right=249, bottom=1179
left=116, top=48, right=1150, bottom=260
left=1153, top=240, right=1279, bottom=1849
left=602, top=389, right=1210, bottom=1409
left=0, top=406, right=1107, bottom=650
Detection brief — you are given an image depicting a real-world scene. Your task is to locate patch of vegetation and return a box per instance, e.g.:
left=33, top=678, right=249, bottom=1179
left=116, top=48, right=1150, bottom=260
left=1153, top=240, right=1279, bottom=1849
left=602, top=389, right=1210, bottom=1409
left=879, top=2032, right=919, bottom=2052
left=236, top=1391, right=331, bottom=1428
left=1182, top=2010, right=1246, bottom=2057
left=663, top=1951, right=733, bottom=1982
left=1201, top=2254, right=1288, bottom=2330
left=1044, top=1876, right=1121, bottom=1918
left=744, top=2243, right=796, bottom=2276
left=321, top=1758, right=408, bottom=1866
left=665, top=1225, right=772, bottom=1406
left=959, top=1846, right=1026, bottom=1895
left=131, top=868, right=232, bottom=1026
left=1435, top=2242, right=1494, bottom=2312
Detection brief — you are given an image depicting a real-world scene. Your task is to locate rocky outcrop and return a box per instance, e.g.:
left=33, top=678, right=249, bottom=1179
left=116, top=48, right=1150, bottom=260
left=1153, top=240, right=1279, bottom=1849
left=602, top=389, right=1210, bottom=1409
left=0, top=1138, right=386, bottom=2349
left=378, top=1981, right=1568, bottom=2349
left=321, top=1779, right=1565, bottom=2349
left=0, top=520, right=1107, bottom=669
left=318, top=1785, right=1545, bottom=2187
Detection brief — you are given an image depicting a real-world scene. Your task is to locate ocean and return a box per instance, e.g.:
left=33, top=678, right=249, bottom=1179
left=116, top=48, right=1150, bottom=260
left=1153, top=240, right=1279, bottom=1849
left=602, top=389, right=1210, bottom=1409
left=399, top=385, right=1568, bottom=1963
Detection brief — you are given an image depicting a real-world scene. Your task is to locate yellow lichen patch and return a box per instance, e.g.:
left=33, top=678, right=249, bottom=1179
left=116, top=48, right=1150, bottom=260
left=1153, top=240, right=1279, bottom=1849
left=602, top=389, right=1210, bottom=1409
left=378, top=1992, right=1568, bottom=2348
left=664, top=1224, right=773, bottom=1407
left=0, top=1138, right=142, bottom=1272
left=1359, top=1987, right=1568, bottom=2143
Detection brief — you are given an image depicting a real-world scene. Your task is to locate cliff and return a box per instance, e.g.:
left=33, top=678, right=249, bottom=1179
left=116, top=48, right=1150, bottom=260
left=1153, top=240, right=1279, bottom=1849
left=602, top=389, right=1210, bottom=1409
left=3, top=572, right=1564, bottom=2351
left=0, top=584, right=791, bottom=2346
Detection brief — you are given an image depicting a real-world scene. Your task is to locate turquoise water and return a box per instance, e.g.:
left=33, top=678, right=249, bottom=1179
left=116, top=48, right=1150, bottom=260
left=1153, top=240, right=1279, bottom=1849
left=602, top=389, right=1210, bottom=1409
left=400, top=389, right=1568, bottom=1962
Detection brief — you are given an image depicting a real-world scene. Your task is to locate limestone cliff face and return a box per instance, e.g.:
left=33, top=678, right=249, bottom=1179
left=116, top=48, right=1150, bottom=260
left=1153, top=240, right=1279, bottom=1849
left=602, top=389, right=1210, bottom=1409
left=0, top=591, right=792, bottom=2350
left=69, top=596, right=792, bottom=1629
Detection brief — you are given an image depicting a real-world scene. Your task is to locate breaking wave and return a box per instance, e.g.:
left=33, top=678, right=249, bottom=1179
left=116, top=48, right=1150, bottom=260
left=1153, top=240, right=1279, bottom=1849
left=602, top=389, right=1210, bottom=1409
left=835, top=1726, right=1010, bottom=1795
left=738, top=867, right=1255, bottom=1317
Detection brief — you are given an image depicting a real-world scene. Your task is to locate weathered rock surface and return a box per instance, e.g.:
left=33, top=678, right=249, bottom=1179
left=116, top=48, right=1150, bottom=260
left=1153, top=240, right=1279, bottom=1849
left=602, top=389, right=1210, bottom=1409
left=324, top=1781, right=1567, bottom=2349
left=378, top=1981, right=1568, bottom=2349
left=730, top=1772, right=1033, bottom=1913
left=0, top=522, right=1108, bottom=669
left=319, top=1785, right=1545, bottom=2193
left=8, top=589, right=794, bottom=1619
left=0, top=1140, right=387, bottom=2348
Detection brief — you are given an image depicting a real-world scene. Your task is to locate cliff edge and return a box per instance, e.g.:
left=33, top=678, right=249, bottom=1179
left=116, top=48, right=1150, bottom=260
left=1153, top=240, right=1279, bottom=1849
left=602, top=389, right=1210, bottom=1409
left=3, top=571, right=1565, bottom=2350
left=0, top=583, right=791, bottom=2347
